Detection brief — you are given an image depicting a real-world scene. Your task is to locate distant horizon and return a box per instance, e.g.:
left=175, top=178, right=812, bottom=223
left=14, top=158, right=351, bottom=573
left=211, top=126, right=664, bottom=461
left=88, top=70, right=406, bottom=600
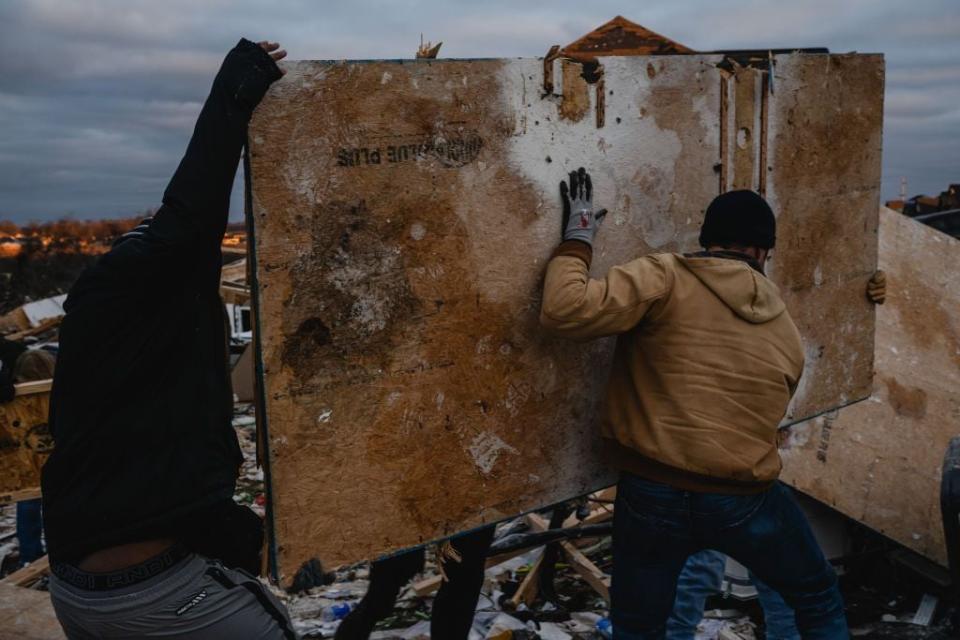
left=1, top=0, right=958, bottom=223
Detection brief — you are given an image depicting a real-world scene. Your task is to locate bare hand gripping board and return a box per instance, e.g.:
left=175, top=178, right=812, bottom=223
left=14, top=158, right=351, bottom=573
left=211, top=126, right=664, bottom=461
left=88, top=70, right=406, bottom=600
left=247, top=53, right=883, bottom=583
left=782, top=208, right=960, bottom=567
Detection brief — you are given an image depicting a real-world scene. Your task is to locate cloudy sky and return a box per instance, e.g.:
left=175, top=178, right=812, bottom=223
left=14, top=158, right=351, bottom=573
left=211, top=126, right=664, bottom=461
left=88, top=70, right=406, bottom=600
left=0, top=0, right=957, bottom=223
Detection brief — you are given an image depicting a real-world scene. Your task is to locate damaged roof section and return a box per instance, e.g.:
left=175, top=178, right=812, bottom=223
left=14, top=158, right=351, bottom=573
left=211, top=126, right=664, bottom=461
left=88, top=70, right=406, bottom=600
left=559, top=15, right=694, bottom=59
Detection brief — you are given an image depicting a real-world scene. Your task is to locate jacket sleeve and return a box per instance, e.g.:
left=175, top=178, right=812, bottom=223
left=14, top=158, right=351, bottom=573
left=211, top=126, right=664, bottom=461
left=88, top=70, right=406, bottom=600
left=540, top=241, right=672, bottom=340
left=94, top=38, right=282, bottom=288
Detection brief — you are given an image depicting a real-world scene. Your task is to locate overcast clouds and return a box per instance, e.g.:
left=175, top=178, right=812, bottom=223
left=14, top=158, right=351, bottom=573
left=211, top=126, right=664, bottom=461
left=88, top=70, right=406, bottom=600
left=1, top=0, right=958, bottom=222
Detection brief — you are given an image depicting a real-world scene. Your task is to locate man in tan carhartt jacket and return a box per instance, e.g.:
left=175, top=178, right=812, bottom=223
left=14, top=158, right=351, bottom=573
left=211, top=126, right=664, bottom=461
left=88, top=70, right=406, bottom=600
left=540, top=169, right=848, bottom=640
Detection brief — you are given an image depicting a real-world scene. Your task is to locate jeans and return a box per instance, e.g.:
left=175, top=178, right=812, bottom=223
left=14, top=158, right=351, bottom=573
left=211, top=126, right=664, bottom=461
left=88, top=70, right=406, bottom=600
left=16, top=498, right=44, bottom=565
left=612, top=474, right=847, bottom=640
left=666, top=550, right=800, bottom=640
left=666, top=550, right=726, bottom=639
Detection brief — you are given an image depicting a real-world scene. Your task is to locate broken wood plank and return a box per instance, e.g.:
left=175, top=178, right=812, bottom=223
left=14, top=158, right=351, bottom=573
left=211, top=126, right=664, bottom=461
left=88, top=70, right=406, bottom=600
left=7, top=317, right=61, bottom=342
left=412, top=545, right=540, bottom=597
left=14, top=379, right=52, bottom=397
left=508, top=550, right=544, bottom=609
left=1, top=555, right=50, bottom=588
left=220, top=281, right=251, bottom=305
left=560, top=538, right=611, bottom=602
left=527, top=513, right=610, bottom=601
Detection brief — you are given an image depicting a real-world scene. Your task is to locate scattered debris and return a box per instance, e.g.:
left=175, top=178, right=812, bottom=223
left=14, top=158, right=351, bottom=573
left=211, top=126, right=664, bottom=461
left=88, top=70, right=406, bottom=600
left=416, top=35, right=442, bottom=59
left=1, top=401, right=958, bottom=638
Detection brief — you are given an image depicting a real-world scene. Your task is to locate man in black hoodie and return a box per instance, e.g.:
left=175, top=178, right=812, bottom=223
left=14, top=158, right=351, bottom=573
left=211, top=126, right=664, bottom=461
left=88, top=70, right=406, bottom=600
left=41, top=39, right=295, bottom=639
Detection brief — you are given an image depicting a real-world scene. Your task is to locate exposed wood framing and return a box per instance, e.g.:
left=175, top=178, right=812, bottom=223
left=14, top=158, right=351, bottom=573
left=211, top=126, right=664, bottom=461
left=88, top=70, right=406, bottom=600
left=526, top=513, right=610, bottom=602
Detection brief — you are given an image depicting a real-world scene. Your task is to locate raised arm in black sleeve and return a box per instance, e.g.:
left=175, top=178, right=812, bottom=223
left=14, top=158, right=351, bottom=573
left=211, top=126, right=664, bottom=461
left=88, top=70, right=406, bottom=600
left=42, top=39, right=284, bottom=563
left=88, top=38, right=283, bottom=290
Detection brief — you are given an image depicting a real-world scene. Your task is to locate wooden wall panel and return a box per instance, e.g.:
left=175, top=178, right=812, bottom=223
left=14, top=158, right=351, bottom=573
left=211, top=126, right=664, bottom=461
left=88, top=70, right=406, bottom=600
left=0, top=382, right=52, bottom=501
left=248, top=54, right=883, bottom=583
left=782, top=208, right=960, bottom=566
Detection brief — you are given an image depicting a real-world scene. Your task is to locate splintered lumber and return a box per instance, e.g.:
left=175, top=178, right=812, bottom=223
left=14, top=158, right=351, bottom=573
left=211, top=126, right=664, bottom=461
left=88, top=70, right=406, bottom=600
left=781, top=208, right=960, bottom=567
left=7, top=317, right=61, bottom=342
left=248, top=52, right=883, bottom=584
left=1, top=555, right=50, bottom=588
left=526, top=513, right=610, bottom=602
left=412, top=544, right=541, bottom=597
left=0, top=583, right=64, bottom=639
left=13, top=380, right=52, bottom=397
left=0, top=380, right=53, bottom=497
left=508, top=550, right=545, bottom=609
left=558, top=539, right=611, bottom=602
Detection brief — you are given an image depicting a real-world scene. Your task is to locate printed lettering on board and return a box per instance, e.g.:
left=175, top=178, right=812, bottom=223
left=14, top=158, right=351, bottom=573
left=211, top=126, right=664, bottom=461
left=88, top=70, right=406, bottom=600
left=336, top=132, right=483, bottom=169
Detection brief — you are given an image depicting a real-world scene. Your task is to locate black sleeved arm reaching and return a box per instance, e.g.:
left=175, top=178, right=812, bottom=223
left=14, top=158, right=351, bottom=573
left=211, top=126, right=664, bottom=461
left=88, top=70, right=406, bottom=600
left=93, top=39, right=282, bottom=290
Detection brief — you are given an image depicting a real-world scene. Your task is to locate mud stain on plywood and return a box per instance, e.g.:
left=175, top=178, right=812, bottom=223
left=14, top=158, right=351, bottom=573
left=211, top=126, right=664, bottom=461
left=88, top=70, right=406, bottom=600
left=281, top=199, right=420, bottom=387
left=883, top=377, right=928, bottom=419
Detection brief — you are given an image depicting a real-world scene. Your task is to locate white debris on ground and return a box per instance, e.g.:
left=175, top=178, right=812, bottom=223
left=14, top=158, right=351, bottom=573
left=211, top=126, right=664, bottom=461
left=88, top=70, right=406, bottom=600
left=232, top=403, right=266, bottom=518
left=0, top=503, right=18, bottom=572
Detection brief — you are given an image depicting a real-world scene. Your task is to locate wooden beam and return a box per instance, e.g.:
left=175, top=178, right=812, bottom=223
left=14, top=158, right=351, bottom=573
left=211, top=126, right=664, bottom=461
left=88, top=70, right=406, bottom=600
left=413, top=500, right=616, bottom=597
left=560, top=538, right=610, bottom=602
left=411, top=545, right=540, bottom=597
left=7, top=317, right=61, bottom=342
left=220, top=282, right=251, bottom=305
left=14, top=380, right=52, bottom=397
left=1, top=555, right=50, bottom=588
left=527, top=513, right=610, bottom=602
left=508, top=549, right=544, bottom=609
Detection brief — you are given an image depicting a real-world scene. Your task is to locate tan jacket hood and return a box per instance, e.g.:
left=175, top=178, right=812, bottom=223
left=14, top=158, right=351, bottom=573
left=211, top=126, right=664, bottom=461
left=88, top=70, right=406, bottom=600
left=675, top=255, right=786, bottom=324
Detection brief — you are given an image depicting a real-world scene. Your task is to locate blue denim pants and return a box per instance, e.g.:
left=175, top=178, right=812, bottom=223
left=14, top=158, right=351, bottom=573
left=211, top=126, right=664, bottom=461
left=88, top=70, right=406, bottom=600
left=16, top=498, right=44, bottom=566
left=612, top=474, right=847, bottom=640
left=666, top=549, right=800, bottom=640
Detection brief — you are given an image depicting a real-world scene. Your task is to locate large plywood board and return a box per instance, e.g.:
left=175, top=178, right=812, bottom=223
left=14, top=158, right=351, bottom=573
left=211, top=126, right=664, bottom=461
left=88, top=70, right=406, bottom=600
left=248, top=53, right=882, bottom=582
left=781, top=208, right=960, bottom=566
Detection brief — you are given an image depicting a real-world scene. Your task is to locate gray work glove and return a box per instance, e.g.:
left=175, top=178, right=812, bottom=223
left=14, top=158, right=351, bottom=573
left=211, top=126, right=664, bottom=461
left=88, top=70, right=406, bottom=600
left=560, top=167, right=607, bottom=246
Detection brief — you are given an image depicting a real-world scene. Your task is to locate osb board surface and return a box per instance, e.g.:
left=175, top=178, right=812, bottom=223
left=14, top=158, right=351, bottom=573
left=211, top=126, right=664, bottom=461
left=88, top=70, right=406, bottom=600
left=781, top=208, right=960, bottom=566
left=0, top=584, right=64, bottom=639
left=0, top=391, right=51, bottom=495
left=766, top=54, right=884, bottom=422
left=248, top=54, right=882, bottom=581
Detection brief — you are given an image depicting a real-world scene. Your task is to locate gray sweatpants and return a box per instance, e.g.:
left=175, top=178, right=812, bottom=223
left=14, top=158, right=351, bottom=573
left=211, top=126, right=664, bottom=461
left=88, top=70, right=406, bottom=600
left=49, top=554, right=298, bottom=639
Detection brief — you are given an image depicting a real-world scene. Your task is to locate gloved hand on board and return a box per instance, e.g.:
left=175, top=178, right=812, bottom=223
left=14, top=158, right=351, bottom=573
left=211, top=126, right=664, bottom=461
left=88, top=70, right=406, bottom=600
left=560, top=167, right=607, bottom=246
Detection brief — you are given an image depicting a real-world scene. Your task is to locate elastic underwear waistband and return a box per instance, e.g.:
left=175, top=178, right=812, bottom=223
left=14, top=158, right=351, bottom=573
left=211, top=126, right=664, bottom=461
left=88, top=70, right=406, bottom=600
left=51, top=543, right=190, bottom=591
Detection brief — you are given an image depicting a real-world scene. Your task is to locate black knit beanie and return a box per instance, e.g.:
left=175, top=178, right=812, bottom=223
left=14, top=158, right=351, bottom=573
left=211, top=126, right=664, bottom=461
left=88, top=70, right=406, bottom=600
left=698, top=190, right=776, bottom=249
